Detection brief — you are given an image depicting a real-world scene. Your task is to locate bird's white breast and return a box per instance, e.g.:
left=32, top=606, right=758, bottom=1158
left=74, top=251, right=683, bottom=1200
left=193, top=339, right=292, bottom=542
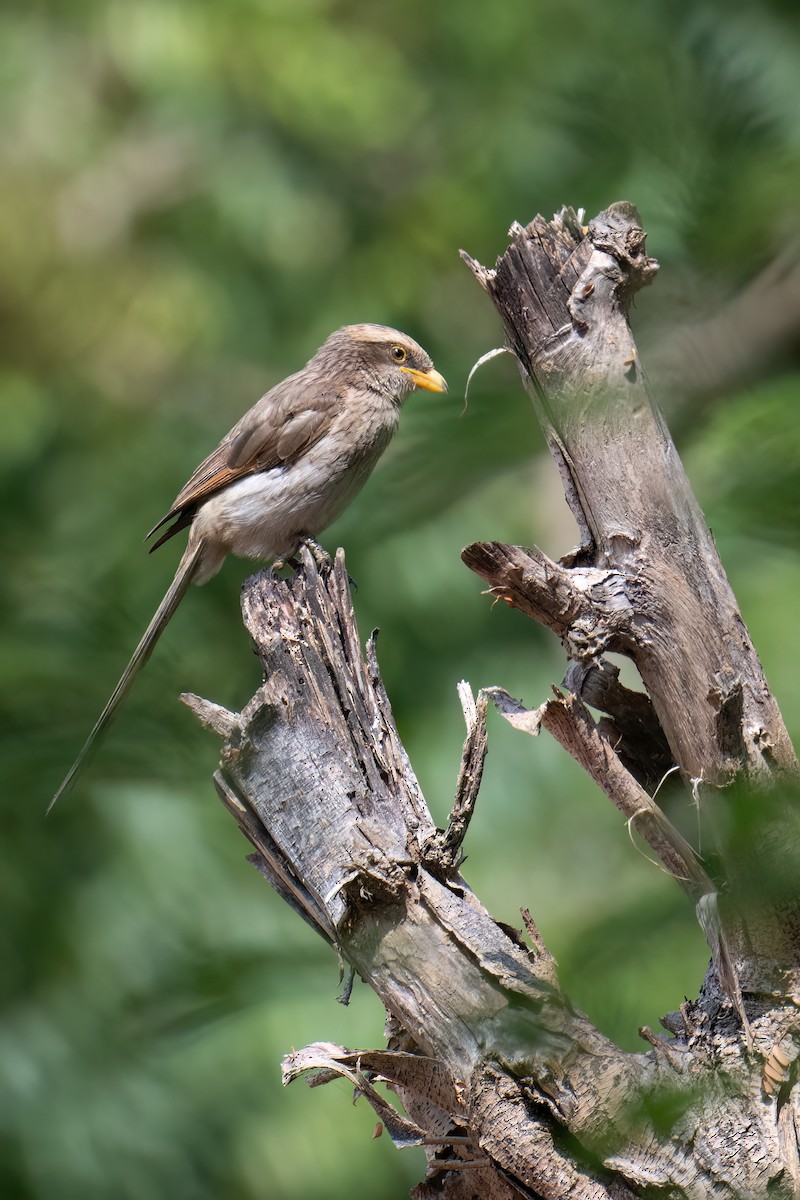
left=192, top=393, right=398, bottom=569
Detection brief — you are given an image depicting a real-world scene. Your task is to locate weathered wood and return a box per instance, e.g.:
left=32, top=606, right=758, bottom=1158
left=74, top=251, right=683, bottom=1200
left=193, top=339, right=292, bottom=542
left=455, top=203, right=800, bottom=1194
left=188, top=542, right=800, bottom=1197
left=422, top=682, right=488, bottom=873
left=461, top=203, right=796, bottom=790
left=187, top=203, right=800, bottom=1198
left=193, top=549, right=663, bottom=1197
left=461, top=205, right=800, bottom=971
left=561, top=658, right=673, bottom=790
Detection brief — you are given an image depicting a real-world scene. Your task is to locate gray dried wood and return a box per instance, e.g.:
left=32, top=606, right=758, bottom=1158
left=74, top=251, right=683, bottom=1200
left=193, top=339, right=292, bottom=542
left=186, top=203, right=800, bottom=1198
left=461, top=203, right=796, bottom=789
left=188, top=550, right=650, bottom=1198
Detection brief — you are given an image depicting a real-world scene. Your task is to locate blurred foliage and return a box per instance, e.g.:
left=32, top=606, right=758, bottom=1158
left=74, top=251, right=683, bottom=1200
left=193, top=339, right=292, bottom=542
left=3, top=0, right=800, bottom=1196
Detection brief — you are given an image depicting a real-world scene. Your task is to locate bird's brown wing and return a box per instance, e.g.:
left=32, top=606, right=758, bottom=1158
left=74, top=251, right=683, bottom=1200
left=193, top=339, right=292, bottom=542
left=146, top=373, right=340, bottom=549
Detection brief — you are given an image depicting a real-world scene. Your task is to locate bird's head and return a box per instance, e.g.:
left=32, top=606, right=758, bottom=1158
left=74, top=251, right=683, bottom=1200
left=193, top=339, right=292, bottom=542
left=322, top=324, right=448, bottom=404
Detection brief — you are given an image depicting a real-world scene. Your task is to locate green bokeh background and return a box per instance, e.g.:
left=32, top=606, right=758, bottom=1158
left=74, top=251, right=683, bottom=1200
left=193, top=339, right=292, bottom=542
left=3, top=1, right=800, bottom=1196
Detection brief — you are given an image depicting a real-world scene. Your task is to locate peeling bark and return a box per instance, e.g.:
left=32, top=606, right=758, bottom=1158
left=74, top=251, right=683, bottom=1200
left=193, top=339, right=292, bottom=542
left=187, top=204, right=800, bottom=1197
left=461, top=206, right=796, bottom=789
left=187, top=551, right=653, bottom=1197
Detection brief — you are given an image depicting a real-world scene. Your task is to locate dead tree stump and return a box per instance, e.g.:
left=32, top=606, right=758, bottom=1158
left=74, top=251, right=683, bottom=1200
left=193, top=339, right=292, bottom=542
left=186, top=204, right=800, bottom=1199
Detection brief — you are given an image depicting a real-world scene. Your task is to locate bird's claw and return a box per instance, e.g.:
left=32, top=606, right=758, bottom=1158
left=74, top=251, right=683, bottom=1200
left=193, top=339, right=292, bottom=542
left=300, top=537, right=331, bottom=570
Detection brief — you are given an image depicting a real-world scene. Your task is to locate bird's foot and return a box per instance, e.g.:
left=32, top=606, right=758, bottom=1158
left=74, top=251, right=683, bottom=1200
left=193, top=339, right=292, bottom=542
left=271, top=556, right=298, bottom=573
left=300, top=537, right=331, bottom=570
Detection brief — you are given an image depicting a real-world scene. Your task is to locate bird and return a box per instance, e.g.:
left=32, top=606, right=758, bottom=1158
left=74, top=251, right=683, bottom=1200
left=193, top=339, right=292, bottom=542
left=48, top=323, right=447, bottom=811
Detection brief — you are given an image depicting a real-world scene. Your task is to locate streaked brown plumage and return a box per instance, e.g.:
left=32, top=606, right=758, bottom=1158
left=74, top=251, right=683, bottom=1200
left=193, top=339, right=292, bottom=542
left=49, top=324, right=447, bottom=810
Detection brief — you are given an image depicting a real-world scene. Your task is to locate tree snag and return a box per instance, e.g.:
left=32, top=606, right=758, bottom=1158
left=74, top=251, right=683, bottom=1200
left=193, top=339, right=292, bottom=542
left=186, top=204, right=800, bottom=1198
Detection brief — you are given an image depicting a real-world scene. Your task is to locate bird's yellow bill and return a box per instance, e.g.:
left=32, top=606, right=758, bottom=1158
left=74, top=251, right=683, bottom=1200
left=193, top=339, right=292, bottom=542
left=401, top=366, right=448, bottom=393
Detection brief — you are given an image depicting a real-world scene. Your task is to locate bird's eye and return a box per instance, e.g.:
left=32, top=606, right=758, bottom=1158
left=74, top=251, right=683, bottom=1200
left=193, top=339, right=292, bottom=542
left=391, top=345, right=407, bottom=363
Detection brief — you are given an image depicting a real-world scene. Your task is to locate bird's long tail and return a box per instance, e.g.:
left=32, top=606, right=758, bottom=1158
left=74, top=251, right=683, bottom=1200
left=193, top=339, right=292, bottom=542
left=47, top=539, right=205, bottom=813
